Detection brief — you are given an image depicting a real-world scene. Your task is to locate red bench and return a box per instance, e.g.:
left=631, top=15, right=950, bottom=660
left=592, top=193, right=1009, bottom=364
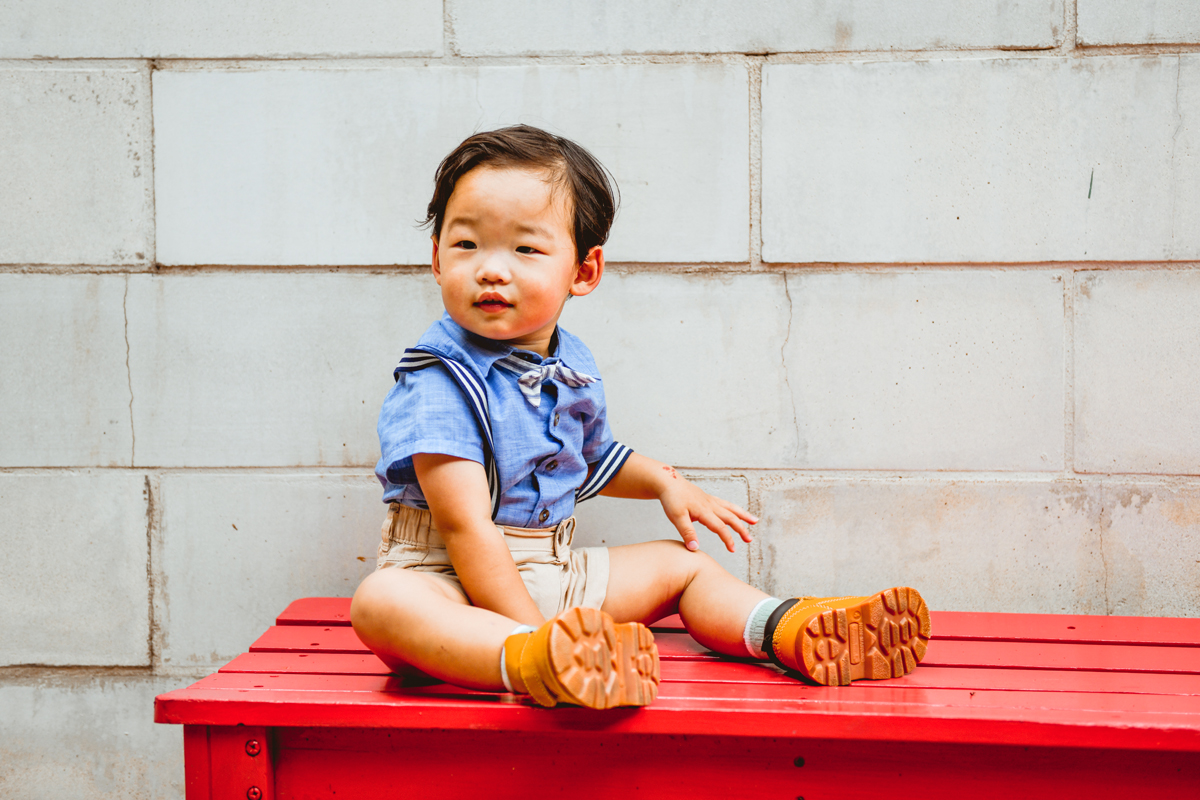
left=156, top=598, right=1200, bottom=798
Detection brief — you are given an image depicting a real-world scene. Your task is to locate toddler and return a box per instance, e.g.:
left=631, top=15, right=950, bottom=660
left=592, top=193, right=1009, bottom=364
left=351, top=125, right=930, bottom=708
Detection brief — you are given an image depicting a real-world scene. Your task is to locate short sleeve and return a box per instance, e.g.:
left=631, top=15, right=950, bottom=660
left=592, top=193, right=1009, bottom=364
left=580, top=379, right=615, bottom=466
left=376, top=365, right=486, bottom=487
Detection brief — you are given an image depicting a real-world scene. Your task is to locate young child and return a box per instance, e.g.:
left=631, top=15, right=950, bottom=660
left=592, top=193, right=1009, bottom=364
left=351, top=125, right=930, bottom=709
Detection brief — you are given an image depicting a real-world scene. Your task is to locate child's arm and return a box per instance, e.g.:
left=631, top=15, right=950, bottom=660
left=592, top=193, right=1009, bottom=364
left=598, top=452, right=757, bottom=553
left=412, top=453, right=545, bottom=627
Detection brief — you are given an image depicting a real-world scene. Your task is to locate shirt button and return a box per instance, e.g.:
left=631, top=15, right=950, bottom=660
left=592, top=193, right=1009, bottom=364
left=538, top=509, right=550, bottom=524
left=553, top=413, right=560, bottom=426
left=545, top=460, right=558, bottom=473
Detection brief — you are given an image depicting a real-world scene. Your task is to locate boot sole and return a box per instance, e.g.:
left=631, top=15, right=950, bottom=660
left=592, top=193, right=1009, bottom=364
left=796, top=587, right=931, bottom=686
left=544, top=607, right=660, bottom=709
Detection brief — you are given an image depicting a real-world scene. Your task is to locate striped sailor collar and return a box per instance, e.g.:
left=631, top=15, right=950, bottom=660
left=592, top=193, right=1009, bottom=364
left=414, top=313, right=599, bottom=384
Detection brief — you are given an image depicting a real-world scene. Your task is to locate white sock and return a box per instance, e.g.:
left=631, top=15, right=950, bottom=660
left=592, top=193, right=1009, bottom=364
left=743, top=597, right=784, bottom=659
left=499, top=624, right=536, bottom=693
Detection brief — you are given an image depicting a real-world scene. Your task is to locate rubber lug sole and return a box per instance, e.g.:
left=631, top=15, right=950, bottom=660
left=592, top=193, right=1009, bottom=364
left=796, top=587, right=931, bottom=686
left=545, top=607, right=660, bottom=708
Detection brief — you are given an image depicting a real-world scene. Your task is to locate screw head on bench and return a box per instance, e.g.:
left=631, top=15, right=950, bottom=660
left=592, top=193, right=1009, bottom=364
left=793, top=756, right=805, bottom=767
left=247, top=787, right=262, bottom=800
left=245, top=739, right=261, bottom=757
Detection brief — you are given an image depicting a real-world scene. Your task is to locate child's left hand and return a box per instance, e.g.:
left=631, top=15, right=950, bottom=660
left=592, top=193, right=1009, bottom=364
left=599, top=453, right=758, bottom=553
left=654, top=465, right=757, bottom=553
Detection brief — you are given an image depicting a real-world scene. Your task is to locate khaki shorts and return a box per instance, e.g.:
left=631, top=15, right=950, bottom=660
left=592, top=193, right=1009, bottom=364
left=377, top=502, right=609, bottom=620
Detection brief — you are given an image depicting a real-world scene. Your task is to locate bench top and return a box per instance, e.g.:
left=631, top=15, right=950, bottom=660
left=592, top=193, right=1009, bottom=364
left=155, top=598, right=1200, bottom=752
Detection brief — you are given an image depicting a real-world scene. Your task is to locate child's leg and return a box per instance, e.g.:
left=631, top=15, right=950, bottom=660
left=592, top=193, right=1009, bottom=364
left=351, top=567, right=517, bottom=690
left=603, top=540, right=770, bottom=658
left=353, top=566, right=659, bottom=708
left=605, top=542, right=931, bottom=685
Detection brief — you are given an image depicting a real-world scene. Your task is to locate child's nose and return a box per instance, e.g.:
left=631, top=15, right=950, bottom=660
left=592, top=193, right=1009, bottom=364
left=477, top=251, right=512, bottom=283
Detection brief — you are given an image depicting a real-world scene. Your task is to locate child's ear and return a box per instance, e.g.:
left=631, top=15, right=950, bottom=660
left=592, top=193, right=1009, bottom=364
left=570, top=246, right=604, bottom=297
left=430, top=235, right=443, bottom=284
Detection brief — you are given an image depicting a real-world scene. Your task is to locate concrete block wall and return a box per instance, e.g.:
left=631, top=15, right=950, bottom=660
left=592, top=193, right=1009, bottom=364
left=2, top=2, right=1198, bottom=796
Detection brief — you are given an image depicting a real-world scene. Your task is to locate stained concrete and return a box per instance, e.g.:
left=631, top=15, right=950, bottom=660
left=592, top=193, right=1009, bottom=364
left=763, top=56, right=1200, bottom=262
left=0, top=0, right=443, bottom=58
left=0, top=472, right=150, bottom=666
left=0, top=274, right=133, bottom=467
left=0, top=67, right=151, bottom=265
left=1075, top=270, right=1200, bottom=475
left=451, top=0, right=1062, bottom=54
left=153, top=64, right=750, bottom=266
left=1078, top=1, right=1200, bottom=45
left=780, top=269, right=1065, bottom=471
left=0, top=674, right=187, bottom=799
left=757, top=478, right=1107, bottom=614
left=155, top=473, right=383, bottom=668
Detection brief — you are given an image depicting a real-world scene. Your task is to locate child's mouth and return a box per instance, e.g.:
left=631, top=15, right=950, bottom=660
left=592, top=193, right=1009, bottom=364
left=475, top=297, right=512, bottom=313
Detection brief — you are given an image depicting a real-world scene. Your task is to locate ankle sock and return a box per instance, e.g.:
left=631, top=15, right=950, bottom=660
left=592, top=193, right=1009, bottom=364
left=743, top=597, right=785, bottom=659
left=500, top=624, right=536, bottom=693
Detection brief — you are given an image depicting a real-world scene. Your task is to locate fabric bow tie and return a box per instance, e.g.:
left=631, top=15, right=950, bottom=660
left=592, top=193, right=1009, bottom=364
left=498, top=356, right=596, bottom=408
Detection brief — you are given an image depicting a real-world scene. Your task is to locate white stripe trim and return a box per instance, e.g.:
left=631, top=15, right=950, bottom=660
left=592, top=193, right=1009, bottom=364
left=576, top=442, right=633, bottom=503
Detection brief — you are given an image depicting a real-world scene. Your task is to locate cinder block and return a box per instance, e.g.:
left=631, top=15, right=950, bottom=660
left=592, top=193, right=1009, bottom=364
left=0, top=675, right=185, bottom=798
left=573, top=476, right=751, bottom=582
left=757, top=478, right=1106, bottom=614
left=561, top=272, right=799, bottom=468
left=1075, top=270, right=1200, bottom=475
left=0, top=472, right=149, bottom=666
left=0, top=0, right=442, bottom=58
left=126, top=272, right=443, bottom=467
left=451, top=0, right=1062, bottom=55
left=762, top=56, right=1200, bottom=263
left=0, top=274, right=132, bottom=467
left=0, top=67, right=151, bottom=265
left=1078, top=1, right=1200, bottom=45
left=1101, top=483, right=1200, bottom=617
left=156, top=473, right=386, bottom=668
left=780, top=270, right=1064, bottom=471
left=154, top=65, right=749, bottom=266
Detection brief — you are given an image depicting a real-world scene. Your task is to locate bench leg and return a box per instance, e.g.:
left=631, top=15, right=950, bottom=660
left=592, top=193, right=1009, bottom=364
left=184, top=724, right=274, bottom=800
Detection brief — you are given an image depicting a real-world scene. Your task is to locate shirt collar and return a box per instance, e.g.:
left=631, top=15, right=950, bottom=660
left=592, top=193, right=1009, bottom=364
left=416, top=313, right=569, bottom=381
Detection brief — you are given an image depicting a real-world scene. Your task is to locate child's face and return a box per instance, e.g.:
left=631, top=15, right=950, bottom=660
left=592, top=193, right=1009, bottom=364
left=432, top=165, right=602, bottom=357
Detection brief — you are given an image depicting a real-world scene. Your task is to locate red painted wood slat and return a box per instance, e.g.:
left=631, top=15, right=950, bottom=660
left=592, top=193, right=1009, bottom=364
left=248, top=625, right=714, bottom=660
left=153, top=685, right=1200, bottom=752
left=218, top=649, right=1200, bottom=698
left=246, top=624, right=1200, bottom=674
left=184, top=671, right=1200, bottom=718
left=272, top=598, right=1200, bottom=649
left=935, top=610, right=1200, bottom=647
left=276, top=597, right=352, bottom=627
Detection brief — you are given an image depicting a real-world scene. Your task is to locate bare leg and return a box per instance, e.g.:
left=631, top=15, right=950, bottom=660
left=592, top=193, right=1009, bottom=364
left=351, top=567, right=519, bottom=690
left=602, top=540, right=771, bottom=658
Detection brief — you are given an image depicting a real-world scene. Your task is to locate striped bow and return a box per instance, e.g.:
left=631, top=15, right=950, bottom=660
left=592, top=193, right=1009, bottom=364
left=497, top=355, right=596, bottom=408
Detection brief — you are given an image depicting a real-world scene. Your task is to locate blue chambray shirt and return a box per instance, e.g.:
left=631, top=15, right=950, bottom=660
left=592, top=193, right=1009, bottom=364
left=376, top=313, right=618, bottom=528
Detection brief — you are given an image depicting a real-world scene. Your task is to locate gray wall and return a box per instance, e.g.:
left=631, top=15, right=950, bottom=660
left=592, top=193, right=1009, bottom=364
left=3, top=1, right=1200, bottom=796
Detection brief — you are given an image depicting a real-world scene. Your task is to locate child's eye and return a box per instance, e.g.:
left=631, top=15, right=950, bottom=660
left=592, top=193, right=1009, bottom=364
left=454, top=240, right=476, bottom=250
left=516, top=246, right=540, bottom=255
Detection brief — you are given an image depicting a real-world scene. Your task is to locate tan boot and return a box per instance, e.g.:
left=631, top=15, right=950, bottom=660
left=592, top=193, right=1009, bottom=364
left=505, top=606, right=660, bottom=709
left=767, top=587, right=931, bottom=686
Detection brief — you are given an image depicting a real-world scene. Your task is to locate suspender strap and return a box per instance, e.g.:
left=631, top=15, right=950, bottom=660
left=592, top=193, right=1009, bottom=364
left=395, top=348, right=501, bottom=519
left=394, top=348, right=633, bottom=518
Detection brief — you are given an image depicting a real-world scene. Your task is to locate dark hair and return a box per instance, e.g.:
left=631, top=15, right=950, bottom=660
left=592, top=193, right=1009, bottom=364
left=425, top=125, right=618, bottom=263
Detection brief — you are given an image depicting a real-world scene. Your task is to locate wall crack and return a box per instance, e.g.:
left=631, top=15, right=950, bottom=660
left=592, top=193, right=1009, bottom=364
left=779, top=272, right=801, bottom=460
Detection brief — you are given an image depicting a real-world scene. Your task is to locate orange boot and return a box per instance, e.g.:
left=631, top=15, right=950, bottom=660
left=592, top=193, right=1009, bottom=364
left=505, top=606, right=660, bottom=708
left=765, top=587, right=931, bottom=686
